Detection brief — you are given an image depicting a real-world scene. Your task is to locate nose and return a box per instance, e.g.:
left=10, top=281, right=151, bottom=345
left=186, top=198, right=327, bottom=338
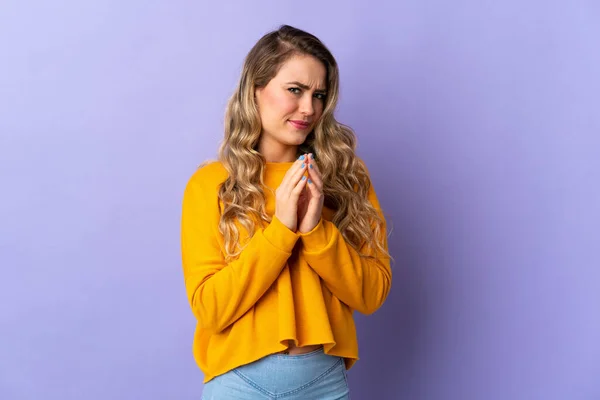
left=299, top=94, right=315, bottom=116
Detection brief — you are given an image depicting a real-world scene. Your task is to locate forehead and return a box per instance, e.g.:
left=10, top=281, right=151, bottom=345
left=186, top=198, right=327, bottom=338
left=273, top=55, right=326, bottom=88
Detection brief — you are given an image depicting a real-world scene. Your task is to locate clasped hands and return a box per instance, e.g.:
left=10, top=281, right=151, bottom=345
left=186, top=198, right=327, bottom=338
left=274, top=153, right=324, bottom=234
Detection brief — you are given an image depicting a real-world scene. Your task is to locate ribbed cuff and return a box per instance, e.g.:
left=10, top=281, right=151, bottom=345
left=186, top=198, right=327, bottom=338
left=263, top=215, right=300, bottom=253
left=298, top=218, right=330, bottom=252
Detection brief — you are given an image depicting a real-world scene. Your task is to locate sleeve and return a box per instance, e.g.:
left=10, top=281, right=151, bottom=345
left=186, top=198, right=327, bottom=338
left=181, top=173, right=300, bottom=334
left=299, top=182, right=392, bottom=315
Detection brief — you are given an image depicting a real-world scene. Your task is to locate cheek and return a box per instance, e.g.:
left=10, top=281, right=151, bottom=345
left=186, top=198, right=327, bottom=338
left=266, top=91, right=296, bottom=117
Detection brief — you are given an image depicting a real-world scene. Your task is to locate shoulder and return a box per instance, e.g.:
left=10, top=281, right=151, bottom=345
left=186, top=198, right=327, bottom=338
left=192, top=160, right=229, bottom=182
left=185, top=160, right=229, bottom=195
left=349, top=156, right=373, bottom=187
left=353, top=157, right=381, bottom=203
left=355, top=157, right=371, bottom=174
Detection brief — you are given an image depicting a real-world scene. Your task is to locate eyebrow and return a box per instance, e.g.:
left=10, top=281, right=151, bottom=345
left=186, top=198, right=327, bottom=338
left=286, top=81, right=327, bottom=92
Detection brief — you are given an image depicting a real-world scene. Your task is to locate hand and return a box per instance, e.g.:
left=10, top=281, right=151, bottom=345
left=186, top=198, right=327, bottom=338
left=274, top=155, right=309, bottom=232
left=297, top=153, right=324, bottom=233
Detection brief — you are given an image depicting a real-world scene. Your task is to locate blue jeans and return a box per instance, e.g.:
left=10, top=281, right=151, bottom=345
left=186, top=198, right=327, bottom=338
left=201, top=348, right=350, bottom=399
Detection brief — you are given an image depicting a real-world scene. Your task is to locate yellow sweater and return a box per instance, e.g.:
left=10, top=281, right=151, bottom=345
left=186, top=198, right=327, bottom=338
left=180, top=161, right=392, bottom=383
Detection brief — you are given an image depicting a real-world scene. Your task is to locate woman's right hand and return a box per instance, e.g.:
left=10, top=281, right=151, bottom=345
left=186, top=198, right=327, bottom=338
left=275, top=154, right=308, bottom=231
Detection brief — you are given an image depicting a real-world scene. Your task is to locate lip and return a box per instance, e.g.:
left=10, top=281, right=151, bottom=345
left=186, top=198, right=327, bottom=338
left=289, top=120, right=310, bottom=130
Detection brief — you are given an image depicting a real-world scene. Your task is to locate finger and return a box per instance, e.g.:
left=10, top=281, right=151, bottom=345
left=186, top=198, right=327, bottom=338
left=290, top=158, right=309, bottom=188
left=306, top=157, right=323, bottom=190
left=307, top=154, right=322, bottom=175
left=307, top=167, right=323, bottom=191
left=290, top=175, right=308, bottom=201
left=305, top=176, right=322, bottom=198
left=281, top=154, right=308, bottom=184
left=282, top=155, right=307, bottom=192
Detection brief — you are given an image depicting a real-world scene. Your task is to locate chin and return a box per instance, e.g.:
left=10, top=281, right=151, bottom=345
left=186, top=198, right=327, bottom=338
left=287, top=133, right=309, bottom=145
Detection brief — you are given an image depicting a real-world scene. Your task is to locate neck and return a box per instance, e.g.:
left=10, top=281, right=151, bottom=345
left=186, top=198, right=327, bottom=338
left=258, top=137, right=298, bottom=162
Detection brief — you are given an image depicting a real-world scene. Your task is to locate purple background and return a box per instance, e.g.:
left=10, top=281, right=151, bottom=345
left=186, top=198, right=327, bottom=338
left=1, top=1, right=599, bottom=399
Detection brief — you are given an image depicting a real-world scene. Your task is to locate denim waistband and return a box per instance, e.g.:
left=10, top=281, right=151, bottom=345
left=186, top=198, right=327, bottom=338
left=202, top=348, right=350, bottom=399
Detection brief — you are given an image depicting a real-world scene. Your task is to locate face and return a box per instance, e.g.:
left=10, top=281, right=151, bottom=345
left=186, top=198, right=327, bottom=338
left=255, top=54, right=327, bottom=161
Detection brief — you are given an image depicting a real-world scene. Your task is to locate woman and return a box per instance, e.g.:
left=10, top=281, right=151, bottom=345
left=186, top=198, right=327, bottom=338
left=181, top=25, right=392, bottom=399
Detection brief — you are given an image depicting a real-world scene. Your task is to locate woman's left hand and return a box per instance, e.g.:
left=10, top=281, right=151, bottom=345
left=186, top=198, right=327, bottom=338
left=297, top=153, right=324, bottom=233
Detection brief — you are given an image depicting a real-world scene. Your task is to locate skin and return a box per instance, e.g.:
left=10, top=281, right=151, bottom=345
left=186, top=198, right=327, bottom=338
left=255, top=54, right=326, bottom=234
left=272, top=153, right=324, bottom=234
left=255, top=54, right=327, bottom=163
left=254, top=54, right=327, bottom=355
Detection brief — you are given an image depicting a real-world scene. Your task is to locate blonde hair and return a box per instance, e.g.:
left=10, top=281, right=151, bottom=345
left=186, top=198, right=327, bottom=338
left=216, top=25, right=390, bottom=262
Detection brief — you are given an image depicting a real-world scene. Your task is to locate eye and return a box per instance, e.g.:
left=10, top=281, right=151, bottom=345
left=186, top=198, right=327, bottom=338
left=314, top=93, right=327, bottom=100
left=288, top=87, right=301, bottom=95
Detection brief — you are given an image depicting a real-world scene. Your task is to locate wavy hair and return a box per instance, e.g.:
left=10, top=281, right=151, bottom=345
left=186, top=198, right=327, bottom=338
left=216, top=25, right=390, bottom=262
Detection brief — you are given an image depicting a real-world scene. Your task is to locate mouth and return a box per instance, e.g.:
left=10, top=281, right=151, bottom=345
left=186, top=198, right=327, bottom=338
left=288, top=120, right=311, bottom=130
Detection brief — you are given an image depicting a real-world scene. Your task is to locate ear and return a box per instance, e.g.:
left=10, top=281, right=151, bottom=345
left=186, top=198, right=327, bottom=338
left=254, top=87, right=263, bottom=109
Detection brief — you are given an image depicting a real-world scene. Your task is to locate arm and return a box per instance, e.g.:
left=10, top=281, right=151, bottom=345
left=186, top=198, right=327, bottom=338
left=299, top=183, right=392, bottom=315
left=181, top=173, right=299, bottom=334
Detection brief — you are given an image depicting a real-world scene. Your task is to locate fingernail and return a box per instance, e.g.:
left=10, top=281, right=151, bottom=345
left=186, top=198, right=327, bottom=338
left=309, top=164, right=313, bottom=169
left=302, top=176, right=306, bottom=180
left=308, top=179, right=312, bottom=184
left=299, top=155, right=305, bottom=160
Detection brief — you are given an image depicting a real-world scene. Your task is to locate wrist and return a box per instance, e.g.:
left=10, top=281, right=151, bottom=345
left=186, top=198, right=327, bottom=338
left=298, top=218, right=329, bottom=252
left=298, top=218, right=322, bottom=234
